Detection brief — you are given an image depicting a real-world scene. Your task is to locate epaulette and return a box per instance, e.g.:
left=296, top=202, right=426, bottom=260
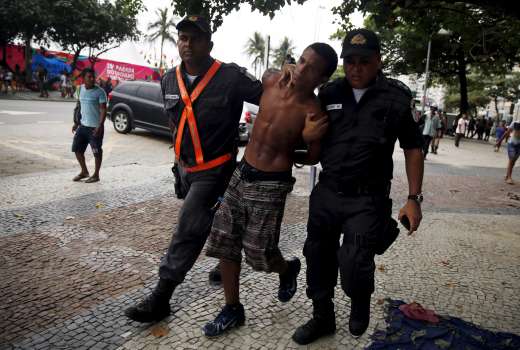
left=386, top=78, right=412, bottom=99
left=227, top=62, right=257, bottom=82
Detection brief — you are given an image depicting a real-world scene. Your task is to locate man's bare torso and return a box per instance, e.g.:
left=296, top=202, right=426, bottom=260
left=244, top=72, right=320, bottom=172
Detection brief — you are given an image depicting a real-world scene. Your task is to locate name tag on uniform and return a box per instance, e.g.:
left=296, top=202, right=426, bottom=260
left=165, top=94, right=179, bottom=101
left=326, top=104, right=342, bottom=111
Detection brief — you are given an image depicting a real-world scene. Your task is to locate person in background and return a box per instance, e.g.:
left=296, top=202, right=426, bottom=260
left=71, top=68, right=107, bottom=183
left=496, top=120, right=520, bottom=184
left=455, top=114, right=469, bottom=147
left=495, top=120, right=506, bottom=152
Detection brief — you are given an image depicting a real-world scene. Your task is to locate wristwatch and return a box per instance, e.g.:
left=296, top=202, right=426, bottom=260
left=408, top=193, right=423, bottom=204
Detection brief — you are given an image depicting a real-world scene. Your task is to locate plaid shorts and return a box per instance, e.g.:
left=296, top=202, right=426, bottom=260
left=206, top=162, right=294, bottom=272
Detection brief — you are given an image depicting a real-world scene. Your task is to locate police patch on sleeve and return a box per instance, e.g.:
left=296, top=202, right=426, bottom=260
left=326, top=104, right=342, bottom=111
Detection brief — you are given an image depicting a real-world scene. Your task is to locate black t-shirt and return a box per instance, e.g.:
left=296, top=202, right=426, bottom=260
left=161, top=59, right=262, bottom=166
left=318, top=75, right=423, bottom=185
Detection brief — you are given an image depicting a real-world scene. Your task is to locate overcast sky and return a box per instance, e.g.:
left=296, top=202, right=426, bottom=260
left=103, top=0, right=364, bottom=75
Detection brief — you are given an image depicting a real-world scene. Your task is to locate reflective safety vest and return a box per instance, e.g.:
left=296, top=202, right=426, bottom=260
left=174, top=60, right=232, bottom=173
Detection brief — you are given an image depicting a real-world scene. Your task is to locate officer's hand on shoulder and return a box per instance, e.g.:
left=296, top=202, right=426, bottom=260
left=302, top=111, right=328, bottom=143
left=398, top=200, right=422, bottom=235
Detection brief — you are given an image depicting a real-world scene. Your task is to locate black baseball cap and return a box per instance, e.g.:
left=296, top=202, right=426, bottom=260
left=340, top=28, right=380, bottom=58
left=176, top=15, right=212, bottom=37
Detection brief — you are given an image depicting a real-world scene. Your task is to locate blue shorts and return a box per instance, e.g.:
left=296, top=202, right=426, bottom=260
left=507, top=143, right=520, bottom=161
left=72, top=125, right=104, bottom=157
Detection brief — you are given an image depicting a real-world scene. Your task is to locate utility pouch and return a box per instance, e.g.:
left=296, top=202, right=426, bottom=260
left=171, top=163, right=186, bottom=199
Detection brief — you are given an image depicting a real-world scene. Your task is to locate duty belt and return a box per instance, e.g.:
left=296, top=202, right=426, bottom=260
left=174, top=60, right=232, bottom=173
left=319, top=173, right=391, bottom=196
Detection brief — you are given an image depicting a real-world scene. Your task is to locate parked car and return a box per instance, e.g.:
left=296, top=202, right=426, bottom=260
left=107, top=80, right=170, bottom=136
left=107, top=80, right=250, bottom=142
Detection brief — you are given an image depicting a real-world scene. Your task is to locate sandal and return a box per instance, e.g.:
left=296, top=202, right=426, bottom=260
left=85, top=175, right=100, bottom=183
left=73, top=173, right=89, bottom=182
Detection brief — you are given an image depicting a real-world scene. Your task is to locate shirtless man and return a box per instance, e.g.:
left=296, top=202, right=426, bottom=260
left=202, top=43, right=338, bottom=337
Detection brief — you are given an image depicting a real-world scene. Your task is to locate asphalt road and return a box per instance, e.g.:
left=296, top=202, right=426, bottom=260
left=0, top=99, right=173, bottom=177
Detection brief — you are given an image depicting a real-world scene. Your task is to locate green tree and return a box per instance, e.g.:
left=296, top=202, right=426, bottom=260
left=244, top=32, right=266, bottom=78
left=330, top=1, right=520, bottom=114
left=483, top=73, right=520, bottom=119
left=169, top=0, right=520, bottom=31
left=0, top=0, right=54, bottom=81
left=273, top=37, right=295, bottom=68
left=50, top=0, right=144, bottom=71
left=147, top=8, right=177, bottom=70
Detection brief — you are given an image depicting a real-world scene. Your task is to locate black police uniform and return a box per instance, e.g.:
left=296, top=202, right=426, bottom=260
left=158, top=58, right=262, bottom=284
left=304, top=74, right=423, bottom=304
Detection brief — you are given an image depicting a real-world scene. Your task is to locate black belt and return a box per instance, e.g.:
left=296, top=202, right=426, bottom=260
left=237, top=159, right=293, bottom=182
left=319, top=173, right=390, bottom=196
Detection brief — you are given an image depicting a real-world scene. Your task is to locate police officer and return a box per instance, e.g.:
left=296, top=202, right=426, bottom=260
left=125, top=15, right=262, bottom=323
left=292, top=29, right=424, bottom=344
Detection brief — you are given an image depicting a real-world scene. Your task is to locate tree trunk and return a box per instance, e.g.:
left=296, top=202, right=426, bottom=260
left=456, top=46, right=469, bottom=114
left=1, top=42, right=7, bottom=68
left=160, top=37, right=164, bottom=70
left=24, top=34, right=32, bottom=84
left=71, top=50, right=81, bottom=72
left=494, top=96, right=500, bottom=121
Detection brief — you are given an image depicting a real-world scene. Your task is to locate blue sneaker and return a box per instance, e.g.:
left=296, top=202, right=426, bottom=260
left=202, top=304, right=245, bottom=337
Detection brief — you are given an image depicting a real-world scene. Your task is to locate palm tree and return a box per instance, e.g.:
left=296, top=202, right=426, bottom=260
left=147, top=8, right=177, bottom=70
left=273, top=37, right=295, bottom=68
left=244, top=32, right=266, bottom=78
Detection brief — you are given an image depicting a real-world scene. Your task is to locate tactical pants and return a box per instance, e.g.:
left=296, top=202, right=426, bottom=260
left=158, top=161, right=235, bottom=283
left=304, top=182, right=394, bottom=301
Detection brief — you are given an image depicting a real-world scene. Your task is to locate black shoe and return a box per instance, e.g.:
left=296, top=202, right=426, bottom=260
left=292, top=317, right=336, bottom=345
left=278, top=258, right=301, bottom=302
left=208, top=262, right=222, bottom=286
left=202, top=303, right=245, bottom=337
left=349, top=296, right=371, bottom=337
left=125, top=279, right=176, bottom=323
left=125, top=293, right=171, bottom=323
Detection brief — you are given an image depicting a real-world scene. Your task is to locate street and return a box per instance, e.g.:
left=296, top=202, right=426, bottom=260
left=1, top=98, right=519, bottom=349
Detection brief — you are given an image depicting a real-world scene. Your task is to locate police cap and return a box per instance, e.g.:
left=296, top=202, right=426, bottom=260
left=176, top=15, right=212, bottom=38
left=340, top=28, right=380, bottom=58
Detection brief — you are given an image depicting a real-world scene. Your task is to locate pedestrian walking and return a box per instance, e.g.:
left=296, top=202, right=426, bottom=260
left=495, top=121, right=506, bottom=152
left=484, top=118, right=492, bottom=141
left=202, top=43, right=337, bottom=337
left=422, top=108, right=439, bottom=159
left=124, top=15, right=263, bottom=324
left=60, top=71, right=68, bottom=98
left=71, top=68, right=107, bottom=183
left=36, top=64, right=49, bottom=98
left=432, top=111, right=446, bottom=154
left=476, top=117, right=485, bottom=140
left=292, top=29, right=424, bottom=345
left=467, top=117, right=476, bottom=138
left=496, top=120, right=520, bottom=184
left=455, top=114, right=469, bottom=147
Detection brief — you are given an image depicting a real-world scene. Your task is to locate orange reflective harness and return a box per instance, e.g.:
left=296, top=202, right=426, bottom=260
left=174, top=60, right=232, bottom=173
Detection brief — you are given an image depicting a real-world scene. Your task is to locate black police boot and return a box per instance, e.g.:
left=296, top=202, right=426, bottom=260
left=125, top=279, right=176, bottom=323
left=292, top=299, right=336, bottom=345
left=349, top=295, right=371, bottom=337
left=208, top=262, right=222, bottom=286
left=278, top=257, right=301, bottom=302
